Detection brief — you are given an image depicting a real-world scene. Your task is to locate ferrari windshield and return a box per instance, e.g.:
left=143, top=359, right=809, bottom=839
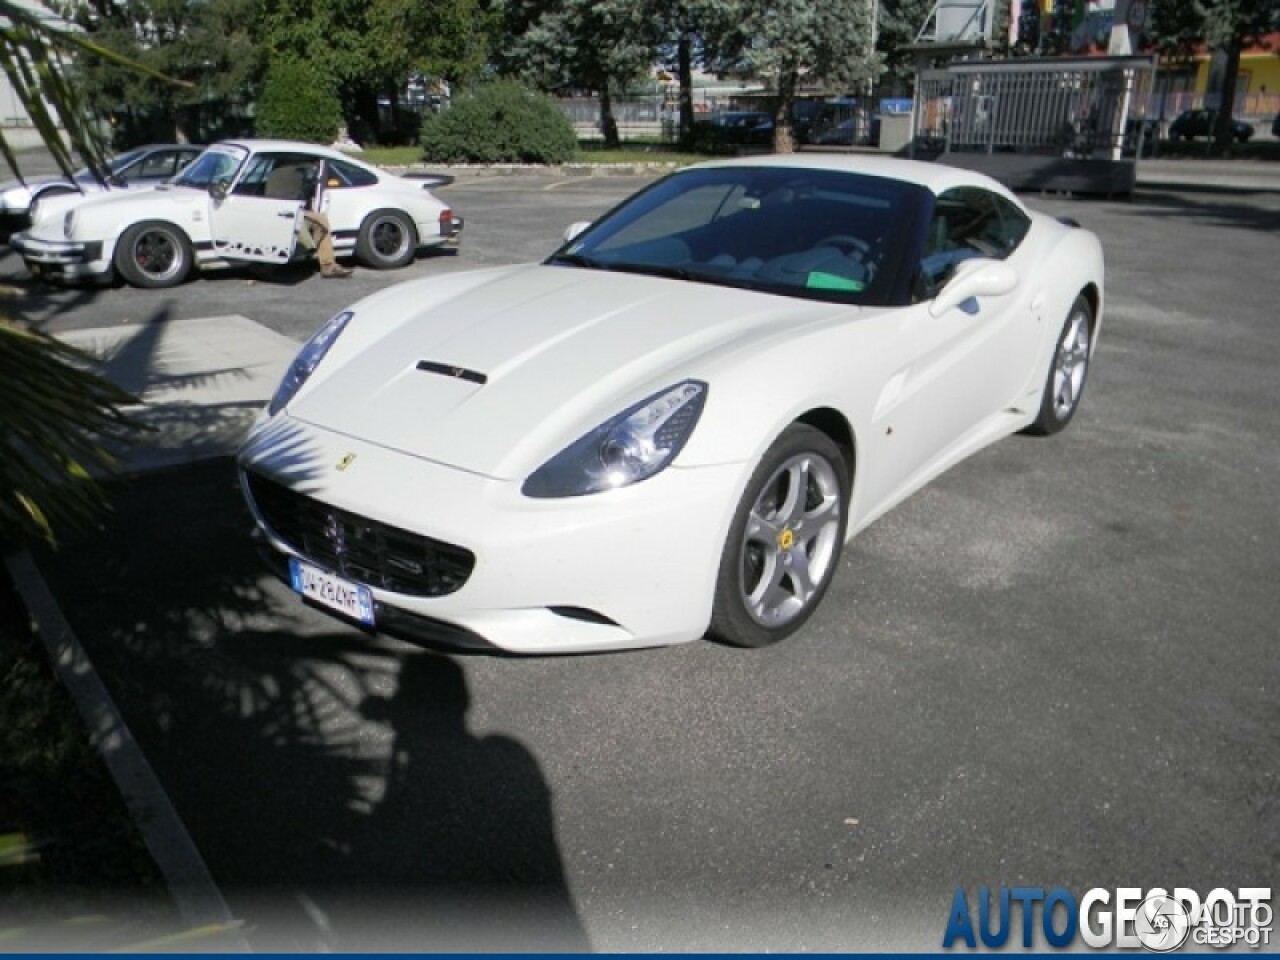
left=172, top=145, right=249, bottom=189
left=548, top=166, right=930, bottom=306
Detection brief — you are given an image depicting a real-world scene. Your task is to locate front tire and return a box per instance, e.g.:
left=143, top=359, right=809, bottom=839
left=709, top=425, right=850, bottom=648
left=114, top=221, right=192, bottom=289
left=1026, top=293, right=1094, bottom=436
left=356, top=209, right=417, bottom=269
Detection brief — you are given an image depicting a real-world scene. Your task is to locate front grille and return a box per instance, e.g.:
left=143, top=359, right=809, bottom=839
left=244, top=471, right=474, bottom=598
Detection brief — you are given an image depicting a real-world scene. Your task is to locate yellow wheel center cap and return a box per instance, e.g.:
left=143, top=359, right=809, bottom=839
left=778, top=527, right=795, bottom=551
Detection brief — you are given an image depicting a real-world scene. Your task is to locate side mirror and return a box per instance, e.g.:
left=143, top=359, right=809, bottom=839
left=209, top=181, right=229, bottom=202
left=930, top=259, right=1018, bottom=317
left=108, top=174, right=127, bottom=188
left=564, top=221, right=591, bottom=243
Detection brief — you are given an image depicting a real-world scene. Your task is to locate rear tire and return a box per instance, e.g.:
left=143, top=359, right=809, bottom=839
left=709, top=425, right=849, bottom=648
left=356, top=209, right=417, bottom=269
left=114, top=221, right=192, bottom=289
left=1026, top=293, right=1093, bottom=436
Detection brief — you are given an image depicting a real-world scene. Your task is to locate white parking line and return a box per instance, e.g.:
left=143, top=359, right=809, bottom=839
left=5, top=551, right=252, bottom=951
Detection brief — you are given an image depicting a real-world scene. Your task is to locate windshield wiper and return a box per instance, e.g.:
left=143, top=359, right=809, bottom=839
left=546, top=252, right=611, bottom=270
left=547, top=256, right=750, bottom=291
left=605, top=262, right=698, bottom=282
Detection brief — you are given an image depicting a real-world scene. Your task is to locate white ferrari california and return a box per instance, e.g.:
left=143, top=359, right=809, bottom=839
left=237, top=154, right=1103, bottom=654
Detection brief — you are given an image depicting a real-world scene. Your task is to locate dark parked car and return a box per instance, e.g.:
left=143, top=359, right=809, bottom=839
left=1272, top=113, right=1279, bottom=137
left=1169, top=109, right=1254, bottom=143
left=690, top=111, right=775, bottom=151
left=811, top=116, right=882, bottom=148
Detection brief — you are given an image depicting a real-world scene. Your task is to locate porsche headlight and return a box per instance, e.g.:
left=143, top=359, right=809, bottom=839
left=62, top=209, right=75, bottom=238
left=268, top=310, right=353, bottom=416
left=523, top=380, right=707, bottom=498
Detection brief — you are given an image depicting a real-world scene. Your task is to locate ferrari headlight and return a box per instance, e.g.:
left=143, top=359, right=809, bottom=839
left=268, top=310, right=353, bottom=415
left=523, top=380, right=707, bottom=498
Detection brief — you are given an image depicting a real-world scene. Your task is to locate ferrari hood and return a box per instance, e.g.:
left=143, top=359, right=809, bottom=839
left=288, top=264, right=843, bottom=479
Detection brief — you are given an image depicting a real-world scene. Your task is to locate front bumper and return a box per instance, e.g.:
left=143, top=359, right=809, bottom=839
left=237, top=414, right=746, bottom=654
left=10, top=231, right=107, bottom=280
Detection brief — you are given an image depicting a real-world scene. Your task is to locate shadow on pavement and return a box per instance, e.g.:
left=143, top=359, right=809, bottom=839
left=36, top=459, right=589, bottom=952
left=1130, top=189, right=1280, bottom=236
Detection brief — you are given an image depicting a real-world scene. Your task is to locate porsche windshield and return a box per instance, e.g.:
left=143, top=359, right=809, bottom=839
left=547, top=166, right=929, bottom=306
left=172, top=145, right=249, bottom=189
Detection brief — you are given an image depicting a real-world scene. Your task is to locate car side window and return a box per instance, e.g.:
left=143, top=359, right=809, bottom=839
left=134, top=151, right=182, bottom=179
left=238, top=154, right=319, bottom=200
left=326, top=159, right=378, bottom=189
left=914, top=187, right=1029, bottom=302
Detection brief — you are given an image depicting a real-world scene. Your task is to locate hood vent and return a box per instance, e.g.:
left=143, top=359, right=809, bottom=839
left=416, top=360, right=487, bottom=385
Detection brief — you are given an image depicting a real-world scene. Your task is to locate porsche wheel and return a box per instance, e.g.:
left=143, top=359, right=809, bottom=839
left=709, top=425, right=849, bottom=648
left=1027, top=293, right=1093, bottom=435
left=115, top=221, right=191, bottom=289
left=356, top=209, right=417, bottom=269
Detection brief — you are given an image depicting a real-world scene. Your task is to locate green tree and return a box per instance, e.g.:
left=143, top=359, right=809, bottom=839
left=492, top=0, right=657, bottom=148
left=59, top=0, right=260, bottom=144
left=419, top=78, right=577, bottom=162
left=255, top=56, right=342, bottom=142
left=711, top=0, right=877, bottom=153
left=1148, top=0, right=1280, bottom=154
left=875, top=0, right=934, bottom=89
left=256, top=0, right=488, bottom=144
left=649, top=0, right=742, bottom=149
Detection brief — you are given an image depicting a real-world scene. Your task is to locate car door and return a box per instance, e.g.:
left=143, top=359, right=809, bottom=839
left=861, top=188, right=1035, bottom=502
left=208, top=152, right=304, bottom=264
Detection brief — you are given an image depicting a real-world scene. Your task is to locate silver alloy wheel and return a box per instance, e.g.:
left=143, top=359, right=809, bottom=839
left=1052, top=303, right=1091, bottom=420
left=130, top=228, right=183, bottom=283
left=369, top=214, right=410, bottom=261
left=739, top=452, right=843, bottom=628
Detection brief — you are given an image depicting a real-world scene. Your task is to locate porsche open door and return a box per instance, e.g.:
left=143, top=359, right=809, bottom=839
left=210, top=194, right=301, bottom=264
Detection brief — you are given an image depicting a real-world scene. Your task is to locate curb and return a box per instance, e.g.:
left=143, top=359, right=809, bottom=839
left=390, top=161, right=683, bottom=179
left=388, top=158, right=1279, bottom=193
left=4, top=551, right=252, bottom=952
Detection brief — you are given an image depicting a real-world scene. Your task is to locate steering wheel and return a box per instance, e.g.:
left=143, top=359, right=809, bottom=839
left=816, top=235, right=873, bottom=258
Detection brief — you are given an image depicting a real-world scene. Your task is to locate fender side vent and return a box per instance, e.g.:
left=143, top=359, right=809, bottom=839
left=548, top=606, right=620, bottom=627
left=416, top=360, right=487, bottom=385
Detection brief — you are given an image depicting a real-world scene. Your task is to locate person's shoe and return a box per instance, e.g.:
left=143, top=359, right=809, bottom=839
left=320, top=264, right=353, bottom=279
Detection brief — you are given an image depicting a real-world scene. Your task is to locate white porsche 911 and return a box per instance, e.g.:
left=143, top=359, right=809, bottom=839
left=11, top=139, right=461, bottom=288
left=237, top=154, right=1103, bottom=654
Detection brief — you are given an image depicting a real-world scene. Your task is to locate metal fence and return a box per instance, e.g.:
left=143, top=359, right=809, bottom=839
left=914, top=55, right=1157, bottom=161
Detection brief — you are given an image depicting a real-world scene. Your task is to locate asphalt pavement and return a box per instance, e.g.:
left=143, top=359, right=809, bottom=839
left=6, top=165, right=1280, bottom=951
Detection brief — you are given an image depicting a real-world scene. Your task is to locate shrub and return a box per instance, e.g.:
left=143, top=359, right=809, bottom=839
left=420, top=80, right=578, bottom=165
left=255, top=58, right=343, bottom=144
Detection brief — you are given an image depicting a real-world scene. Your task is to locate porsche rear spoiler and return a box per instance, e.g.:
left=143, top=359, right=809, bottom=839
left=401, top=172, right=455, bottom=189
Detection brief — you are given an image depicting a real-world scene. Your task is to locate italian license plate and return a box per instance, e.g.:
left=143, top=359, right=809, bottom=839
left=289, top=557, right=375, bottom=627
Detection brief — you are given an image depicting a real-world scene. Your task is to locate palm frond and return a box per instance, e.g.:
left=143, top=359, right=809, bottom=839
left=0, top=321, right=146, bottom=550
left=0, top=1, right=191, bottom=181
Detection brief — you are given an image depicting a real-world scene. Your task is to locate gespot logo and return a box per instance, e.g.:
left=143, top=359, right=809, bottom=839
left=942, top=886, right=1273, bottom=951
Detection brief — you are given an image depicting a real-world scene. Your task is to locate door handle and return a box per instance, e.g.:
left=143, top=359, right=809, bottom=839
left=277, top=211, right=295, bottom=219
